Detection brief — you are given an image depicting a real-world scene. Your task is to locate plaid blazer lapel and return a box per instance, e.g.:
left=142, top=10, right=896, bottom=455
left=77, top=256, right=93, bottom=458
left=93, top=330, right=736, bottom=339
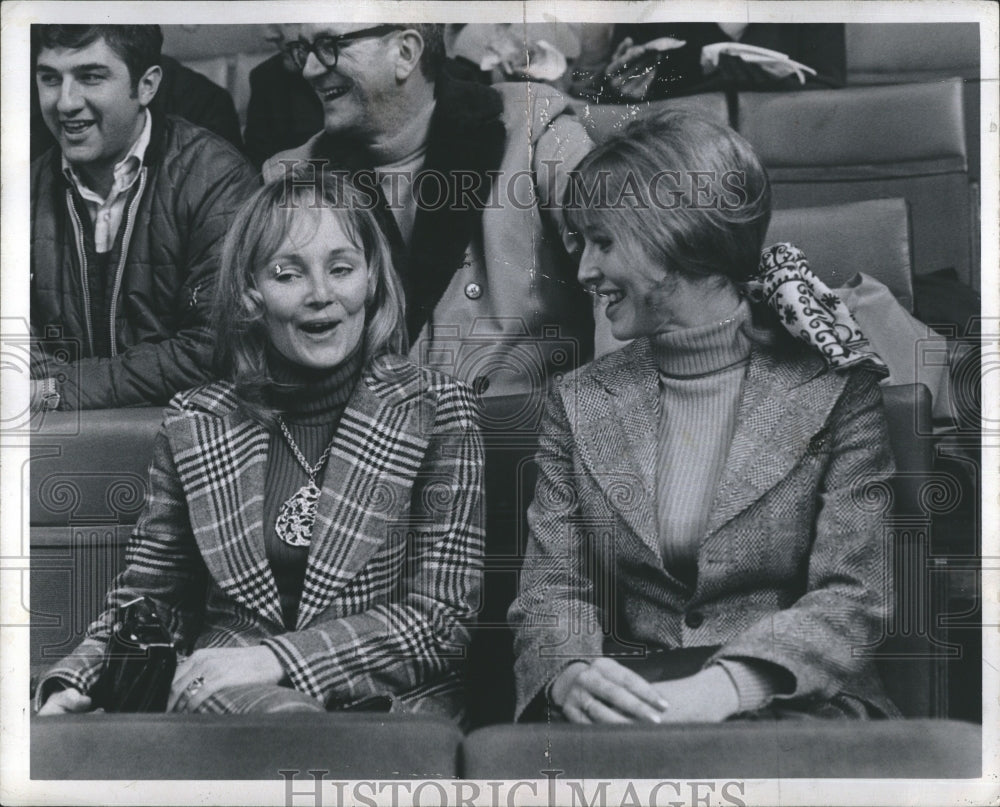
left=576, top=340, right=661, bottom=561
left=296, top=369, right=431, bottom=629
left=706, top=345, right=847, bottom=537
left=168, top=393, right=284, bottom=629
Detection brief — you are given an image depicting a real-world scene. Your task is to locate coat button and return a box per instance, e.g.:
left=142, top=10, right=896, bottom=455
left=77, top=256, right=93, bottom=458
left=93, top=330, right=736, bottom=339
left=684, top=610, right=704, bottom=629
left=464, top=282, right=483, bottom=300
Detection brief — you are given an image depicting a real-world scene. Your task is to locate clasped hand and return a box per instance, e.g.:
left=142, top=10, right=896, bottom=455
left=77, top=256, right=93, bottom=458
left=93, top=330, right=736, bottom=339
left=167, top=646, right=284, bottom=712
left=550, top=658, right=740, bottom=724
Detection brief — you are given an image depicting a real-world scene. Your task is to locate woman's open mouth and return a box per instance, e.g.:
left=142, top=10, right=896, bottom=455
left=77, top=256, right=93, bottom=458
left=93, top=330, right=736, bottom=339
left=299, top=320, right=339, bottom=338
left=591, top=288, right=625, bottom=314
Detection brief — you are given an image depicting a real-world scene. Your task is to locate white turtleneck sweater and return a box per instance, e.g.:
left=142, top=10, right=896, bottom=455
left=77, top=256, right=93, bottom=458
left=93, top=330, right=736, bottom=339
left=653, top=299, right=787, bottom=712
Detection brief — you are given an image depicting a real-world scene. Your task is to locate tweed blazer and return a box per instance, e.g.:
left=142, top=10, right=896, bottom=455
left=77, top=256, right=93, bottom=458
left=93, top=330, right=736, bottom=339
left=37, top=356, right=484, bottom=716
left=509, top=334, right=898, bottom=719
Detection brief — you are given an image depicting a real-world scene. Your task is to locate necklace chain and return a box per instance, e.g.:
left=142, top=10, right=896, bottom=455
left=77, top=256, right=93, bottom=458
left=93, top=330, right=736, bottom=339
left=273, top=416, right=339, bottom=548
left=277, top=416, right=336, bottom=482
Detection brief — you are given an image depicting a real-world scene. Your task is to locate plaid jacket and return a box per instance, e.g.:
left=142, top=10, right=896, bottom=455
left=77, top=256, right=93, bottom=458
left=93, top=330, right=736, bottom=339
left=509, top=336, right=898, bottom=719
left=37, top=356, right=485, bottom=715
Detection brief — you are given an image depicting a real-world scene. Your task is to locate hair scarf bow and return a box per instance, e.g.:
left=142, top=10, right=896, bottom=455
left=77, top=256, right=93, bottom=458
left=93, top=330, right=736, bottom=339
left=741, top=243, right=889, bottom=377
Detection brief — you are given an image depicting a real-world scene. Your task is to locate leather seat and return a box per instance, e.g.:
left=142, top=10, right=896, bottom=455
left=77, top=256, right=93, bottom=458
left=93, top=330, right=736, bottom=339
left=845, top=23, right=981, bottom=181
left=738, top=80, right=972, bottom=288
left=767, top=198, right=914, bottom=312
left=868, top=384, right=947, bottom=718
left=32, top=712, right=462, bottom=779
left=571, top=93, right=729, bottom=144
left=461, top=719, right=981, bottom=778
left=30, top=408, right=163, bottom=678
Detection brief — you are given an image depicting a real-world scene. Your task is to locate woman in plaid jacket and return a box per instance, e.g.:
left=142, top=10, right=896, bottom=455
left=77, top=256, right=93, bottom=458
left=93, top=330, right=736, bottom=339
left=36, top=171, right=484, bottom=719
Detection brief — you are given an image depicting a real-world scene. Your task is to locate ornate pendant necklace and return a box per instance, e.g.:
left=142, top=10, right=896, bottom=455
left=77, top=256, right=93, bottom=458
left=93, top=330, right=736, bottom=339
left=274, top=416, right=337, bottom=548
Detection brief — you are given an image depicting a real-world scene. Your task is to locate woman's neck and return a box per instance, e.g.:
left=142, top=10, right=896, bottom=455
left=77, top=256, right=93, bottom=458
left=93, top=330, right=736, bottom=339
left=653, top=298, right=753, bottom=378
left=655, top=276, right=743, bottom=334
left=265, top=344, right=364, bottom=423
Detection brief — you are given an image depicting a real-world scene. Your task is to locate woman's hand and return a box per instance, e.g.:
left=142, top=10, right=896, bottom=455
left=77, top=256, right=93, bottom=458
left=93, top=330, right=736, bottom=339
left=550, top=658, right=668, bottom=724
left=651, top=666, right=741, bottom=723
left=168, top=646, right=285, bottom=712
left=37, top=687, right=92, bottom=716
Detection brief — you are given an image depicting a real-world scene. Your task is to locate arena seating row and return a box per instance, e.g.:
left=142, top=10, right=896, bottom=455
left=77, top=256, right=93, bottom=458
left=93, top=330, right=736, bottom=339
left=28, top=381, right=954, bottom=723
left=573, top=79, right=975, bottom=290
left=25, top=383, right=955, bottom=720
left=28, top=195, right=967, bottom=728
left=162, top=22, right=982, bottom=295
left=32, top=713, right=982, bottom=779
left=845, top=22, right=981, bottom=181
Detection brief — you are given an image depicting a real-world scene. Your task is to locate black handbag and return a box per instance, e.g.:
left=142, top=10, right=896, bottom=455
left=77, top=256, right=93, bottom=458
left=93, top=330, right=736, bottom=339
left=608, top=644, right=722, bottom=682
left=91, top=596, right=177, bottom=712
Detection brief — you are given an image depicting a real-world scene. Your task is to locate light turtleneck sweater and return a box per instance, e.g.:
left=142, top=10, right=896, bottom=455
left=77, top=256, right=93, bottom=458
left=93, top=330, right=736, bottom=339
left=653, top=298, right=753, bottom=579
left=652, top=299, right=789, bottom=712
left=262, top=344, right=364, bottom=630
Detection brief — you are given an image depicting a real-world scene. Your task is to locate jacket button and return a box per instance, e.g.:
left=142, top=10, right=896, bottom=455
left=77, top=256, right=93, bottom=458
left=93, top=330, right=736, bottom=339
left=684, top=610, right=704, bottom=629
left=464, top=282, right=483, bottom=300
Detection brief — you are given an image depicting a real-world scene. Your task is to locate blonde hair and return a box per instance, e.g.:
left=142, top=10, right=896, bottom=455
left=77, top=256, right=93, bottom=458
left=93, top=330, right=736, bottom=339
left=565, top=111, right=772, bottom=284
left=213, top=168, right=407, bottom=423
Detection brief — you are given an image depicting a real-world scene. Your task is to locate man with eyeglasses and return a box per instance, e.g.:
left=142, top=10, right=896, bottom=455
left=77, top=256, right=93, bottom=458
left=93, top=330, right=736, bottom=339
left=263, top=23, right=596, bottom=403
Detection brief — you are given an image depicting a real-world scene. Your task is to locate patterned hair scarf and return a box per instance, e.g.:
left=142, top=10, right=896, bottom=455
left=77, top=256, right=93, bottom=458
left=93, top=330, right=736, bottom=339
left=741, top=243, right=889, bottom=377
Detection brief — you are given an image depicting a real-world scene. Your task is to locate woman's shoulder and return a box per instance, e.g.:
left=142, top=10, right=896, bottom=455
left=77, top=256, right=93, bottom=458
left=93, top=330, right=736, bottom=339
left=365, top=354, right=480, bottom=418
left=561, top=338, right=653, bottom=391
left=166, top=381, right=242, bottom=420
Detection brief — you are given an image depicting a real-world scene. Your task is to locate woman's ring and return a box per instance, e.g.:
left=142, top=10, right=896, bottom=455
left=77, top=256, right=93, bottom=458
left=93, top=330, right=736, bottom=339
left=187, top=675, right=205, bottom=694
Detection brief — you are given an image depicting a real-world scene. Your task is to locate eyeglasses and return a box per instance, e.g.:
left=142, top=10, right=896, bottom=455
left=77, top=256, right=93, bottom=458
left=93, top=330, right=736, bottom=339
left=283, top=25, right=403, bottom=71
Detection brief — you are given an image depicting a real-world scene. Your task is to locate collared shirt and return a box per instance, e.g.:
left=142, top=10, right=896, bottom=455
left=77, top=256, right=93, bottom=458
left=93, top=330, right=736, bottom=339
left=62, top=109, right=152, bottom=253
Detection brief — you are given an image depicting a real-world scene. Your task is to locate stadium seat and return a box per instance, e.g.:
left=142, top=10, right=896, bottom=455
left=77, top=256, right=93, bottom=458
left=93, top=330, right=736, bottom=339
left=767, top=198, right=914, bottom=312
left=869, top=384, right=951, bottom=718
left=32, top=713, right=462, bottom=779
left=30, top=409, right=163, bottom=679
left=460, top=719, right=981, bottom=778
left=846, top=23, right=981, bottom=181
left=465, top=392, right=544, bottom=727
left=737, top=80, right=973, bottom=287
left=571, top=93, right=729, bottom=144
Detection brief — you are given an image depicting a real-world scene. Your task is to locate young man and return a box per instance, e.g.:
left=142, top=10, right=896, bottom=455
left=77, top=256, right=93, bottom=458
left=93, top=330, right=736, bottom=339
left=30, top=25, right=258, bottom=410
left=263, top=23, right=595, bottom=401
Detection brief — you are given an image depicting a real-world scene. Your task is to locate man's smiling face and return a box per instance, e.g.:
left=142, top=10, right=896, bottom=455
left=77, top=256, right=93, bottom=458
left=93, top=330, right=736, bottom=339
left=35, top=37, right=155, bottom=184
left=298, top=23, right=402, bottom=143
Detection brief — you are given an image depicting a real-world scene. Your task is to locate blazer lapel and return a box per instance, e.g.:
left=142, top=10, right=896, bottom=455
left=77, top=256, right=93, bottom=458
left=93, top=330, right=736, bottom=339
left=296, top=369, right=429, bottom=629
left=169, top=405, right=284, bottom=629
left=576, top=340, right=661, bottom=560
left=706, top=345, right=847, bottom=537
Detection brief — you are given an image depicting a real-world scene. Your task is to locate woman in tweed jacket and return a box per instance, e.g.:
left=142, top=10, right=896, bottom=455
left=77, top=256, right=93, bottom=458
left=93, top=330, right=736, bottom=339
left=36, top=171, right=484, bottom=718
left=509, top=112, right=898, bottom=723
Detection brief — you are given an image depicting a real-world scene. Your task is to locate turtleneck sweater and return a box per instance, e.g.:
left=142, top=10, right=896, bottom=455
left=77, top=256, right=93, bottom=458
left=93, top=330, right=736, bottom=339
left=653, top=299, right=787, bottom=711
left=263, top=345, right=364, bottom=630
left=653, top=298, right=753, bottom=578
